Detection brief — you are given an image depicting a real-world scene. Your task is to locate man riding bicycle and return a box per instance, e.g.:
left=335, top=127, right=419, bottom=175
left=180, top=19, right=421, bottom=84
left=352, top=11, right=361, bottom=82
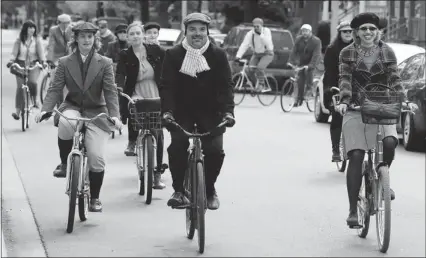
left=235, top=18, right=274, bottom=89
left=160, top=12, right=235, bottom=210
left=287, top=24, right=322, bottom=106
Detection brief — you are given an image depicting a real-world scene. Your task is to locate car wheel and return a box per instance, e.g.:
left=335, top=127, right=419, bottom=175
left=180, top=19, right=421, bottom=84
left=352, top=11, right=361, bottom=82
left=403, top=112, right=425, bottom=151
left=314, top=89, right=329, bottom=123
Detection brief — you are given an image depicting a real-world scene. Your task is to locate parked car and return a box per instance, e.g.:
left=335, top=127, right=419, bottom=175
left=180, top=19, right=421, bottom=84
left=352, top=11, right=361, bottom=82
left=313, top=43, right=426, bottom=127
left=222, top=23, right=295, bottom=86
left=158, top=28, right=181, bottom=49
left=398, top=52, right=426, bottom=151
left=210, top=33, right=227, bottom=47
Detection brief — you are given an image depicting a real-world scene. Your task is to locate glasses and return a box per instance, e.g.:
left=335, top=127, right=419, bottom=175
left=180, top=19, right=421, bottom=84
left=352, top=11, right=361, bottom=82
left=340, top=30, right=352, bottom=34
left=359, top=26, right=377, bottom=32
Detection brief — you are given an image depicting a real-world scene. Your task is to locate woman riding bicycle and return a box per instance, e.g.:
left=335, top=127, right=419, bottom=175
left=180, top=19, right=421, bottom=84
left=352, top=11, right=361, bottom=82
left=322, top=21, right=353, bottom=162
left=35, top=22, right=122, bottom=212
left=336, top=13, right=417, bottom=227
left=116, top=22, right=167, bottom=189
left=7, top=20, right=47, bottom=119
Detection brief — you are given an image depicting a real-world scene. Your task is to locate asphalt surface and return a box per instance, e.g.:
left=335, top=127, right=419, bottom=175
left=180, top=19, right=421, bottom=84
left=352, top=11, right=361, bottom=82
left=1, top=29, right=425, bottom=257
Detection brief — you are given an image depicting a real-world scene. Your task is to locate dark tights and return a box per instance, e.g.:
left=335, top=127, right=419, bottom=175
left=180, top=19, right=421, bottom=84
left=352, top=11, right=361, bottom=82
left=346, top=136, right=397, bottom=212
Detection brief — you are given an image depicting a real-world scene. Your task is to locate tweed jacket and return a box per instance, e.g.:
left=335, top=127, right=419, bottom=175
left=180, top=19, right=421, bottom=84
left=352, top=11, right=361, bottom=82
left=46, top=25, right=72, bottom=63
left=338, top=40, right=403, bottom=105
left=41, top=52, right=120, bottom=132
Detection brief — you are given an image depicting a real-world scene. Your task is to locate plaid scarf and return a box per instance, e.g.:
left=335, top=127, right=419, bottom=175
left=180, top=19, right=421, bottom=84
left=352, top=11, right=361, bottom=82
left=180, top=37, right=210, bottom=78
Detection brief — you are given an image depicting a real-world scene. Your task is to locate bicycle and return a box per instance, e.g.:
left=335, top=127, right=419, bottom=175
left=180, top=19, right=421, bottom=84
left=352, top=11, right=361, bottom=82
left=166, top=119, right=229, bottom=254
left=330, top=86, right=347, bottom=173
left=232, top=59, right=278, bottom=106
left=341, top=83, right=414, bottom=253
left=10, top=62, right=43, bottom=132
left=280, top=63, right=315, bottom=112
left=40, top=62, right=55, bottom=105
left=39, top=108, right=117, bottom=233
left=119, top=91, right=164, bottom=204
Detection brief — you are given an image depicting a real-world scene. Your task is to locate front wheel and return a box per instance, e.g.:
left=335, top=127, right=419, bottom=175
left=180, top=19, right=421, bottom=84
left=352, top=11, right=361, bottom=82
left=184, top=154, right=196, bottom=239
left=196, top=162, right=206, bottom=254
left=40, top=73, right=51, bottom=105
left=257, top=75, right=278, bottom=106
left=376, top=166, right=391, bottom=253
left=280, top=80, right=296, bottom=112
left=232, top=73, right=248, bottom=105
left=336, top=134, right=347, bottom=172
left=143, top=136, right=154, bottom=204
left=357, top=161, right=371, bottom=238
left=67, top=155, right=80, bottom=233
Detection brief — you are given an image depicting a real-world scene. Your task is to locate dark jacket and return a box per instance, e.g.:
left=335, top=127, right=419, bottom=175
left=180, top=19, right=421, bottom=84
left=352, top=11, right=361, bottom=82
left=42, top=52, right=120, bottom=132
left=288, top=35, right=322, bottom=69
left=323, top=37, right=353, bottom=90
left=116, top=44, right=165, bottom=120
left=339, top=41, right=403, bottom=106
left=98, top=31, right=116, bottom=56
left=159, top=43, right=234, bottom=132
left=106, top=40, right=128, bottom=63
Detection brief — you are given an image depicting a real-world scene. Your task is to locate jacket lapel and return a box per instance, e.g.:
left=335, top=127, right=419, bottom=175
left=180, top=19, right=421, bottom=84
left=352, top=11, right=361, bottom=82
left=84, top=53, right=102, bottom=91
left=67, top=53, right=84, bottom=90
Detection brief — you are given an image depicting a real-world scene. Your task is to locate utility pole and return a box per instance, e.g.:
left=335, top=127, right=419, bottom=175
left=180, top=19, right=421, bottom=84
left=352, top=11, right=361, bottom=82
left=330, top=0, right=340, bottom=40
left=181, top=0, right=187, bottom=31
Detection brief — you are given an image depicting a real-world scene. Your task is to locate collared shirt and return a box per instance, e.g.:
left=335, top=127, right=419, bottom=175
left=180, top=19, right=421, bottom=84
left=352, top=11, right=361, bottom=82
left=236, top=27, right=274, bottom=58
left=81, top=53, right=88, bottom=63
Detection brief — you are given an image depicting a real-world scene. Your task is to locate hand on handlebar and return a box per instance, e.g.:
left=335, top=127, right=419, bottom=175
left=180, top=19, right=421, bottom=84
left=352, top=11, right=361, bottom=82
left=406, top=102, right=418, bottom=113
left=337, top=103, right=348, bottom=116
left=35, top=111, right=50, bottom=123
left=223, top=113, right=235, bottom=127
left=110, top=117, right=123, bottom=130
left=6, top=61, right=13, bottom=68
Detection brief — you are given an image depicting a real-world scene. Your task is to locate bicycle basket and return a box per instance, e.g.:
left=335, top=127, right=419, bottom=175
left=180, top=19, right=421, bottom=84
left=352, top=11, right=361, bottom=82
left=129, top=98, right=162, bottom=131
left=359, top=84, right=402, bottom=125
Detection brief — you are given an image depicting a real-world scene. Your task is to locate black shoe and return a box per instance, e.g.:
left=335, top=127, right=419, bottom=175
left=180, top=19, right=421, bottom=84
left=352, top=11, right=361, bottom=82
left=167, top=192, right=189, bottom=207
left=89, top=198, right=102, bottom=212
left=124, top=141, right=136, bottom=156
left=390, top=188, right=395, bottom=201
left=332, top=149, right=341, bottom=162
left=207, top=192, right=220, bottom=210
left=346, top=211, right=361, bottom=228
left=53, top=164, right=66, bottom=178
left=12, top=113, right=20, bottom=120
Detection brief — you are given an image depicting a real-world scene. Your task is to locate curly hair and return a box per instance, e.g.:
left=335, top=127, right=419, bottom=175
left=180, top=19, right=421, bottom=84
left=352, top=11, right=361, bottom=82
left=68, top=31, right=102, bottom=52
left=19, top=20, right=37, bottom=43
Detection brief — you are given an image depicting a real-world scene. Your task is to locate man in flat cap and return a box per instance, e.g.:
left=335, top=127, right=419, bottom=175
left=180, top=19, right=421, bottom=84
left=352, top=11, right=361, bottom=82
left=106, top=23, right=128, bottom=66
left=236, top=18, right=274, bottom=91
left=46, top=14, right=73, bottom=105
left=160, top=12, right=235, bottom=210
left=97, top=19, right=115, bottom=56
left=288, top=23, right=322, bottom=106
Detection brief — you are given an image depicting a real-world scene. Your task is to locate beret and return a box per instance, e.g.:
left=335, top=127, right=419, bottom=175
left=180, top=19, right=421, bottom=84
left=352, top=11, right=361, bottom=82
left=115, top=23, right=128, bottom=33
left=143, top=22, right=161, bottom=31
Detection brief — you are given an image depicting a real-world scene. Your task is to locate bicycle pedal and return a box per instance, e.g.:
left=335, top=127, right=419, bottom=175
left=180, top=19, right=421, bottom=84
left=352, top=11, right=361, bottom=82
left=172, top=204, right=190, bottom=209
left=349, top=225, right=363, bottom=229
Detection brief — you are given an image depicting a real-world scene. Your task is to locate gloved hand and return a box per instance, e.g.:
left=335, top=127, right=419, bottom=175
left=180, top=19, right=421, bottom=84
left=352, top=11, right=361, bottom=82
left=6, top=61, right=13, bottom=68
left=407, top=102, right=418, bottom=113
left=110, top=117, right=123, bottom=130
left=223, top=113, right=235, bottom=127
left=337, top=103, right=348, bottom=116
left=35, top=111, right=50, bottom=123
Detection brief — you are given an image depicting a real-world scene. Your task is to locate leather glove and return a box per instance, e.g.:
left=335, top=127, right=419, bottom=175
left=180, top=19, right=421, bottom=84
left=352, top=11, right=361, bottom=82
left=6, top=61, right=13, bottom=68
left=223, top=113, right=235, bottom=127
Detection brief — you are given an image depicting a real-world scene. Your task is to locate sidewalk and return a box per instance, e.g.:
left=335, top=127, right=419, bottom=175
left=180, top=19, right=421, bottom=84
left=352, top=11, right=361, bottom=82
left=1, top=133, right=47, bottom=257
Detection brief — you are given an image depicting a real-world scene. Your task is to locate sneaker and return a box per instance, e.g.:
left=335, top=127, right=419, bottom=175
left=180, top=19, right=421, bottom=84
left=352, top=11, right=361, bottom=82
left=89, top=198, right=102, bottom=212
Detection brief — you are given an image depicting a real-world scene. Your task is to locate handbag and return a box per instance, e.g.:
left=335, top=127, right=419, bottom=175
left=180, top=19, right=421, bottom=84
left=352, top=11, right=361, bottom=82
left=10, top=39, right=34, bottom=79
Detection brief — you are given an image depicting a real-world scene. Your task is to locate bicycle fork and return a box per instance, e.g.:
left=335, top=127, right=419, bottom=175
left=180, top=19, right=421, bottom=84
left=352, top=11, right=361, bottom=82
left=65, top=133, right=88, bottom=197
left=137, top=131, right=157, bottom=172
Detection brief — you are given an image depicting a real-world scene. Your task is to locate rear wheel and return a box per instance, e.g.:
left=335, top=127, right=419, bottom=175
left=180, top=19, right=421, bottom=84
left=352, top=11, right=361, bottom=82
left=232, top=73, right=248, bottom=105
left=376, top=166, right=391, bottom=253
left=280, top=80, right=296, bottom=112
left=21, top=88, right=28, bottom=132
left=314, top=89, right=329, bottom=122
left=336, top=134, right=347, bottom=172
left=357, top=161, right=371, bottom=238
left=305, top=90, right=315, bottom=112
left=196, top=162, right=206, bottom=254
left=257, top=75, right=278, bottom=106
left=184, top=154, right=196, bottom=239
left=67, top=155, right=80, bottom=233
left=78, top=170, right=89, bottom=222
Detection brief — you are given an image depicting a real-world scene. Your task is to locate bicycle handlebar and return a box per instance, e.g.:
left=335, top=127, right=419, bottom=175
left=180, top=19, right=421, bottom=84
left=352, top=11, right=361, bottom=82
left=39, top=108, right=116, bottom=125
left=167, top=120, right=229, bottom=138
left=11, top=61, right=43, bottom=71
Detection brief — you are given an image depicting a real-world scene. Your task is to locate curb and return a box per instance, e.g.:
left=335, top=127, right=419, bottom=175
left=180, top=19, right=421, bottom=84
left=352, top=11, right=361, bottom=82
left=1, top=133, right=47, bottom=257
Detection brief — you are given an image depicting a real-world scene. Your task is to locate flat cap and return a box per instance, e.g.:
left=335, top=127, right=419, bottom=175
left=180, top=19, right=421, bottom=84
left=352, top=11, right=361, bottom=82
left=350, top=12, right=380, bottom=29
left=301, top=24, right=312, bottom=31
left=336, top=21, right=351, bottom=31
left=183, top=12, right=211, bottom=26
left=252, top=18, right=264, bottom=25
left=71, top=22, right=98, bottom=33
left=115, top=23, right=128, bottom=33
left=143, top=22, right=161, bottom=31
left=58, top=14, right=71, bottom=23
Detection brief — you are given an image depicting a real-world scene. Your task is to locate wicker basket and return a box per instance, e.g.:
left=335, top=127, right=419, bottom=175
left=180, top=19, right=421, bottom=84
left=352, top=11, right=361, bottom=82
left=129, top=98, right=162, bottom=131
left=359, top=84, right=402, bottom=125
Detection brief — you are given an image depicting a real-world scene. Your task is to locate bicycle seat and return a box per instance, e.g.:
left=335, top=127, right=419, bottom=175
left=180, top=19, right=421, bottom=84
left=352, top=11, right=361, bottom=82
left=330, top=87, right=340, bottom=94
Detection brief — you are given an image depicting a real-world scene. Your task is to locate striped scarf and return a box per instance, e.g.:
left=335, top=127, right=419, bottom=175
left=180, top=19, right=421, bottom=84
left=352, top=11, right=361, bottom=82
left=180, top=37, right=210, bottom=78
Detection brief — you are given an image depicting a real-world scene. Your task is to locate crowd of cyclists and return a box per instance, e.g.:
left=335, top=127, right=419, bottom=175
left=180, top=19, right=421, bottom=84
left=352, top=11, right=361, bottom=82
left=5, top=10, right=418, bottom=235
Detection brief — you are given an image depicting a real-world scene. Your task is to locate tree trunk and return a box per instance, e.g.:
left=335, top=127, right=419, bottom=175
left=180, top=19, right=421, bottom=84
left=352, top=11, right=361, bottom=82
left=244, top=0, right=258, bottom=22
left=301, top=0, right=321, bottom=32
left=197, top=0, right=202, bottom=12
left=158, top=0, right=171, bottom=28
left=141, top=0, right=150, bottom=23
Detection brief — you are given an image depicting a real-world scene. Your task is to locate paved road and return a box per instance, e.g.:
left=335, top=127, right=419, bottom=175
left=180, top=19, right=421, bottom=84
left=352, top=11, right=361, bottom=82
left=1, top=31, right=425, bottom=257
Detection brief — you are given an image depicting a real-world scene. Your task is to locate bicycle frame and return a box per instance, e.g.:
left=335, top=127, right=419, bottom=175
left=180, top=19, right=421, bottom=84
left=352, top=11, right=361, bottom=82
left=136, top=129, right=158, bottom=171
left=235, top=59, right=270, bottom=91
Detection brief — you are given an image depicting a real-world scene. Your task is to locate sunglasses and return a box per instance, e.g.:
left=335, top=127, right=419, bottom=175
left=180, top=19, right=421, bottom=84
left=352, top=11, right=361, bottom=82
left=340, top=30, right=352, bottom=33
left=359, top=26, right=377, bottom=32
